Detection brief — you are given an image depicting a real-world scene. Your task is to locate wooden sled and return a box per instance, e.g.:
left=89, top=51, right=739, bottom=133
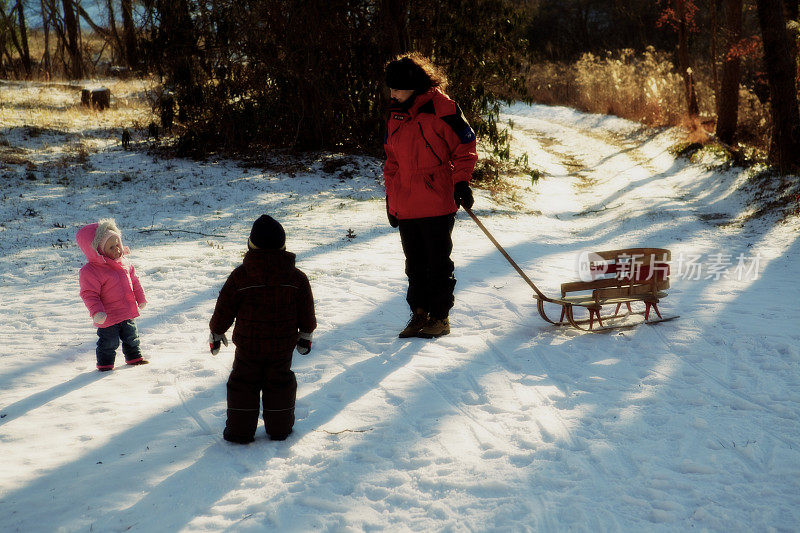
left=464, top=207, right=677, bottom=332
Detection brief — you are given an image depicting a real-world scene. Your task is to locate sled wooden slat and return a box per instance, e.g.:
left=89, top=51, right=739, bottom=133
left=593, top=281, right=669, bottom=301
left=591, top=248, right=671, bottom=263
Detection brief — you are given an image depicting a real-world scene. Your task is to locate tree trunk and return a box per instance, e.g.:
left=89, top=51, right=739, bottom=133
left=0, top=4, right=27, bottom=75
left=40, top=0, right=52, bottom=76
left=677, top=0, right=700, bottom=117
left=156, top=0, right=197, bottom=122
left=106, top=0, right=124, bottom=63
left=716, top=0, right=743, bottom=144
left=379, top=0, right=409, bottom=60
left=784, top=0, right=799, bottom=86
left=712, top=0, right=719, bottom=95
left=757, top=0, right=800, bottom=172
left=17, top=1, right=32, bottom=76
left=0, top=10, right=6, bottom=73
left=62, top=0, right=83, bottom=78
left=121, top=0, right=138, bottom=68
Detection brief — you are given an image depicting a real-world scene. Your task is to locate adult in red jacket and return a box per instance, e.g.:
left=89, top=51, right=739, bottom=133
left=384, top=53, right=478, bottom=338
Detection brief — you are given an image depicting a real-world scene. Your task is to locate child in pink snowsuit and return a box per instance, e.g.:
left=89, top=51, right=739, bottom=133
left=77, top=219, right=148, bottom=371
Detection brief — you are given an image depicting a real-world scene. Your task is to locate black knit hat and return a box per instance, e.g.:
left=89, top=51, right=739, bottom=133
left=385, top=57, right=427, bottom=91
left=249, top=215, right=285, bottom=250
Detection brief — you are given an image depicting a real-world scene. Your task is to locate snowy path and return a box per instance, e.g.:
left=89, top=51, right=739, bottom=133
left=1, top=99, right=799, bottom=532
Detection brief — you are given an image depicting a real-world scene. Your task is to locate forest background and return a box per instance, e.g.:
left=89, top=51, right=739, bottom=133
left=2, top=0, right=800, bottom=178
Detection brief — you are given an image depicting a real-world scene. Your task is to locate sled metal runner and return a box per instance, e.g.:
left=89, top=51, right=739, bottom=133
left=464, top=207, right=677, bottom=332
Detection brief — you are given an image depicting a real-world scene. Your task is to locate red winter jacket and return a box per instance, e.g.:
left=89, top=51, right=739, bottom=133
left=384, top=88, right=478, bottom=220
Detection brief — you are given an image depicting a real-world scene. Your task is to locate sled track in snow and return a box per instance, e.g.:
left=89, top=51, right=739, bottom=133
left=505, top=114, right=670, bottom=181
left=172, top=374, right=218, bottom=438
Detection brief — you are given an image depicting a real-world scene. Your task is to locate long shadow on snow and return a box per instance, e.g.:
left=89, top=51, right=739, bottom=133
left=570, top=159, right=683, bottom=215
left=87, top=320, right=579, bottom=530
left=212, top=227, right=800, bottom=528
left=0, top=290, right=428, bottom=531
left=5, top=214, right=794, bottom=531
left=0, top=221, right=415, bottom=530
left=0, top=389, right=241, bottom=531
left=97, top=210, right=717, bottom=529
left=0, top=371, right=106, bottom=428
left=465, top=222, right=800, bottom=528
left=0, top=336, right=106, bottom=394
left=530, top=234, right=799, bottom=528
left=0, top=198, right=578, bottom=526
left=0, top=193, right=394, bottom=388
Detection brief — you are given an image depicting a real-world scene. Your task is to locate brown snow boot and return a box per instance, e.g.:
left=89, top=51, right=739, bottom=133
left=399, top=308, right=429, bottom=338
left=417, top=317, right=450, bottom=338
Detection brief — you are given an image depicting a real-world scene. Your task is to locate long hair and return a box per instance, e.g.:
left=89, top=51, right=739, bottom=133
left=386, top=52, right=449, bottom=93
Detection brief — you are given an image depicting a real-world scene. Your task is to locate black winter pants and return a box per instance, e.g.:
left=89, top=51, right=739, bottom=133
left=225, top=349, right=297, bottom=441
left=398, top=213, right=456, bottom=319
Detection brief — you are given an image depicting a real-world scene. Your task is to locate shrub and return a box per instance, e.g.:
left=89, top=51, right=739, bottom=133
left=523, top=47, right=771, bottom=152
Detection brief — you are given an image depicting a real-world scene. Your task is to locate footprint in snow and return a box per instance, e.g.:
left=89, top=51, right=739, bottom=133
left=481, top=449, right=504, bottom=460
left=510, top=454, right=534, bottom=467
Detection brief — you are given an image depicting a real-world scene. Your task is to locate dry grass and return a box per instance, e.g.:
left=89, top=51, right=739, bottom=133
left=4, top=30, right=116, bottom=80
left=524, top=47, right=771, bottom=152
left=471, top=156, right=542, bottom=212
left=0, top=78, right=160, bottom=177
left=0, top=78, right=158, bottom=132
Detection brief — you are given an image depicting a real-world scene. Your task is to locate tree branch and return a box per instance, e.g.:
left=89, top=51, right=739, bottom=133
left=315, top=428, right=373, bottom=434
left=76, top=3, right=110, bottom=38
left=138, top=228, right=226, bottom=238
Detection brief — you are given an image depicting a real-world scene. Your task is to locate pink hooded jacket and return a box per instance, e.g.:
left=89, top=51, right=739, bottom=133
left=77, top=223, right=146, bottom=328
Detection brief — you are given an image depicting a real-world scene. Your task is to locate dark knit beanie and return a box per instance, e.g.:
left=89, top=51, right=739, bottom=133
left=385, top=57, right=426, bottom=91
left=249, top=215, right=285, bottom=250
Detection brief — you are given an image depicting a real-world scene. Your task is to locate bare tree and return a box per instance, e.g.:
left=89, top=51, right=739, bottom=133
left=716, top=0, right=743, bottom=144
left=784, top=0, right=798, bottom=84
left=0, top=8, right=8, bottom=73
left=121, top=0, right=138, bottom=67
left=380, top=0, right=410, bottom=59
left=16, top=0, right=32, bottom=76
left=106, top=0, right=125, bottom=63
left=40, top=0, right=53, bottom=75
left=62, top=0, right=83, bottom=78
left=676, top=0, right=700, bottom=116
left=756, top=0, right=800, bottom=171
left=659, top=0, right=701, bottom=117
left=0, top=4, right=22, bottom=74
left=711, top=0, right=719, bottom=96
left=156, top=0, right=198, bottom=121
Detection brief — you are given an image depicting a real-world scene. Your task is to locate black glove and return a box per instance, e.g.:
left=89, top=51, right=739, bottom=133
left=454, top=181, right=474, bottom=209
left=386, top=196, right=399, bottom=228
left=296, top=332, right=313, bottom=355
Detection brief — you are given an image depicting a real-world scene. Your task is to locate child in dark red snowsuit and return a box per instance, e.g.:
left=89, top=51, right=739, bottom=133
left=209, top=215, right=316, bottom=443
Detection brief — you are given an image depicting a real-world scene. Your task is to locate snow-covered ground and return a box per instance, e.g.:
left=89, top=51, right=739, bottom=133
left=1, top=85, right=799, bottom=532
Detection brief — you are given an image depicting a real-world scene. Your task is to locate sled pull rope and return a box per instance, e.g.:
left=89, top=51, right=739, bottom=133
left=464, top=207, right=551, bottom=302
